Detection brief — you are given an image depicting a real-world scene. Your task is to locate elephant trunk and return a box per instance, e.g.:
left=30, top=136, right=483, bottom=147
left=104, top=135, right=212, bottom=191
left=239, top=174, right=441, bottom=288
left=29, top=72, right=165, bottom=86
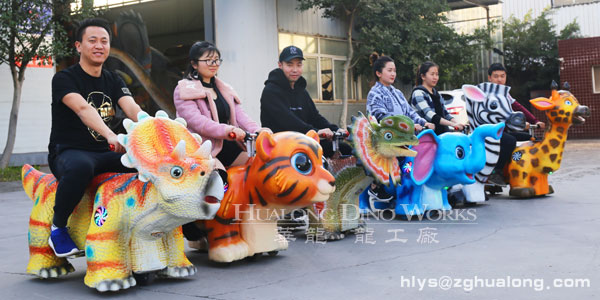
left=466, top=123, right=505, bottom=174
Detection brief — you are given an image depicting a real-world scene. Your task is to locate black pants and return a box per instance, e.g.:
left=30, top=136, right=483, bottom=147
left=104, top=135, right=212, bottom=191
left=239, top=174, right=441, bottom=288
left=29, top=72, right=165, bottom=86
left=320, top=139, right=353, bottom=158
left=48, top=148, right=136, bottom=227
left=496, top=131, right=532, bottom=172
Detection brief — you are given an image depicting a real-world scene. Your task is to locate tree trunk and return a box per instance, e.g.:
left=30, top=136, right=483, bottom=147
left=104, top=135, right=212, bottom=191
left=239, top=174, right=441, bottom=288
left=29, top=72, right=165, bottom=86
left=0, top=74, right=24, bottom=168
left=339, top=8, right=356, bottom=129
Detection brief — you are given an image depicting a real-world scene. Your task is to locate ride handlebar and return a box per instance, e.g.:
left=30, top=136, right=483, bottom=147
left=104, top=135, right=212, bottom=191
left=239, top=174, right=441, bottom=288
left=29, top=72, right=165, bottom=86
left=229, top=131, right=258, bottom=157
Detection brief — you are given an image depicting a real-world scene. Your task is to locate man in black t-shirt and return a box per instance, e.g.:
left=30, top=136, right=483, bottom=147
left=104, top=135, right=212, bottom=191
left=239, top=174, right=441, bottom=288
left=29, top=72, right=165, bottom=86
left=47, top=18, right=142, bottom=257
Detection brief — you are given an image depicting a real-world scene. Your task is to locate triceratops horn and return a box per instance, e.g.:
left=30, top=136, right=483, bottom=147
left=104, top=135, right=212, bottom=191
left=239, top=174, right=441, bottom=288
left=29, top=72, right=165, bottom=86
left=194, top=140, right=212, bottom=158
left=171, top=140, right=186, bottom=160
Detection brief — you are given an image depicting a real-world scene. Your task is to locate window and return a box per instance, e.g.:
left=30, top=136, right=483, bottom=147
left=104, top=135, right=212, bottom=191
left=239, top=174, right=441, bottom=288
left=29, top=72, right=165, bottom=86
left=593, top=66, right=600, bottom=94
left=278, top=33, right=367, bottom=102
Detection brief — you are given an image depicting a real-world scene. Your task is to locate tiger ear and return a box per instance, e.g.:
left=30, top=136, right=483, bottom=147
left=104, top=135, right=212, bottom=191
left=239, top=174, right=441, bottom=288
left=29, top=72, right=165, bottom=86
left=306, top=130, right=320, bottom=143
left=256, top=131, right=276, bottom=161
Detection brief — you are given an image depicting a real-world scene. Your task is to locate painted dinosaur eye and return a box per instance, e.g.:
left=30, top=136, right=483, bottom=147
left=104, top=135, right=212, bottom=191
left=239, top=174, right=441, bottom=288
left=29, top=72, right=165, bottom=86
left=384, top=131, right=393, bottom=140
left=489, top=101, right=498, bottom=110
left=170, top=166, right=184, bottom=178
left=291, top=153, right=313, bottom=175
left=564, top=100, right=572, bottom=105
left=455, top=146, right=465, bottom=160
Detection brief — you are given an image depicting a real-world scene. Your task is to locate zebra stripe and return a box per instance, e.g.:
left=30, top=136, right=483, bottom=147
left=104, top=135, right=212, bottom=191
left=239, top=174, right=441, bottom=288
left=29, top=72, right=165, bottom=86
left=465, top=83, right=515, bottom=183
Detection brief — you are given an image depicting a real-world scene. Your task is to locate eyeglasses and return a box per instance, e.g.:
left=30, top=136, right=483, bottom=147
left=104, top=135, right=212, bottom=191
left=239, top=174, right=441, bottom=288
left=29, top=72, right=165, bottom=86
left=197, top=58, right=223, bottom=66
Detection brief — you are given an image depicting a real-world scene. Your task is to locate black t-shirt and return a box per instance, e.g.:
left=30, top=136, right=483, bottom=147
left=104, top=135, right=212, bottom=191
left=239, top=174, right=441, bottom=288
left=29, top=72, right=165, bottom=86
left=49, top=63, right=131, bottom=155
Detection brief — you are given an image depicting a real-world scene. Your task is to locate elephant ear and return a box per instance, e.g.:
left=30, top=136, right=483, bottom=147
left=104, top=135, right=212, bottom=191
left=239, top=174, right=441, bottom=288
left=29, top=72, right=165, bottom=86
left=411, top=129, right=438, bottom=185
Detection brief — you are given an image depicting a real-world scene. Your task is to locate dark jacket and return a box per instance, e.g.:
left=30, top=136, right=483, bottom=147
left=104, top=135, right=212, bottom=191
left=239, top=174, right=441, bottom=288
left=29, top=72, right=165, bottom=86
left=260, top=68, right=338, bottom=133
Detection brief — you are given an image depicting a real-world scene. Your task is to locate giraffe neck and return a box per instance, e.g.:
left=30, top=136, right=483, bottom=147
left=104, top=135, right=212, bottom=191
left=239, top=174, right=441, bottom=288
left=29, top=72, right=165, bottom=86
left=538, top=122, right=570, bottom=173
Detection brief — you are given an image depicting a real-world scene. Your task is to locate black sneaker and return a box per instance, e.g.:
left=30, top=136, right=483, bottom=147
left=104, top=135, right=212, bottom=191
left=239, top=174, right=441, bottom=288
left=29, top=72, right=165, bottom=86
left=368, top=184, right=394, bottom=202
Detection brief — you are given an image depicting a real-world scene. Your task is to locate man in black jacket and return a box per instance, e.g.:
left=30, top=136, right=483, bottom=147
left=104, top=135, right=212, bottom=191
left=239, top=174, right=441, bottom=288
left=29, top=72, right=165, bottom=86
left=260, top=45, right=349, bottom=158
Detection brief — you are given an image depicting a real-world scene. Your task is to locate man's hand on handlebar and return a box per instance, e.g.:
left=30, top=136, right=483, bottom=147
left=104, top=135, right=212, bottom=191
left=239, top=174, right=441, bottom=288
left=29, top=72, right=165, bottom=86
left=318, top=128, right=334, bottom=140
left=535, top=121, right=545, bottom=129
left=107, top=134, right=125, bottom=153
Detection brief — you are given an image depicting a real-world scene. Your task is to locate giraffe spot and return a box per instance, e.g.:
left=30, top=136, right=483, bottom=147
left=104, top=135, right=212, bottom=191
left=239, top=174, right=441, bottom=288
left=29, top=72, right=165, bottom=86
left=550, top=111, right=557, bottom=117
left=549, top=154, right=557, bottom=162
left=517, top=159, right=525, bottom=167
left=549, top=139, right=560, bottom=148
left=557, top=135, right=563, bottom=140
left=530, top=176, right=538, bottom=185
left=556, top=126, right=565, bottom=134
left=543, top=167, right=553, bottom=173
left=558, top=159, right=561, bottom=164
left=522, top=171, right=528, bottom=179
left=511, top=169, right=519, bottom=178
left=542, top=145, right=549, bottom=153
left=565, top=111, right=571, bottom=117
left=563, top=117, right=570, bottom=122
left=531, top=158, right=539, bottom=168
left=559, top=110, right=565, bottom=115
left=529, top=148, right=538, bottom=155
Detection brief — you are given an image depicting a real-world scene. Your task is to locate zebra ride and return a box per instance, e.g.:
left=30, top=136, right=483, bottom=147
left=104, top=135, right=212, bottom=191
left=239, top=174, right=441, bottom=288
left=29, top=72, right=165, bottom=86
left=460, top=82, right=527, bottom=203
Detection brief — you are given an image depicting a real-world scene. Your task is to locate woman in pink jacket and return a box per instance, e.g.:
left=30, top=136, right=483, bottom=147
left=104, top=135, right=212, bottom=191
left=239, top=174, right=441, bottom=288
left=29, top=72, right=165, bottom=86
left=174, top=41, right=269, bottom=169
left=174, top=41, right=270, bottom=247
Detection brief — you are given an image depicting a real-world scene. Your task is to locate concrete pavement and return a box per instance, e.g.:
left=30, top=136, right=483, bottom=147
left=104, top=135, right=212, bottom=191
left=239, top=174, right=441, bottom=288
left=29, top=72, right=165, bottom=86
left=0, top=140, right=598, bottom=299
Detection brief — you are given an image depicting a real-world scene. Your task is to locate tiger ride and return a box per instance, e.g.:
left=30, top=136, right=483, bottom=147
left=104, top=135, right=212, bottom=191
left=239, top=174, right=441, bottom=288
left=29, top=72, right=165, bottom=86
left=506, top=82, right=590, bottom=198
left=23, top=111, right=224, bottom=292
left=362, top=123, right=505, bottom=217
left=192, top=130, right=336, bottom=263
left=307, top=113, right=418, bottom=240
left=460, top=83, right=527, bottom=203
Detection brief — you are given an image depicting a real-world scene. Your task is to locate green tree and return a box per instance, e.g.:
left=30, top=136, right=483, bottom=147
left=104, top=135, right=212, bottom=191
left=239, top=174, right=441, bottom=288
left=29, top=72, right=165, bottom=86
left=503, top=8, right=580, bottom=102
left=354, top=0, right=491, bottom=87
left=0, top=0, right=91, bottom=168
left=298, top=0, right=491, bottom=117
left=297, top=0, right=363, bottom=128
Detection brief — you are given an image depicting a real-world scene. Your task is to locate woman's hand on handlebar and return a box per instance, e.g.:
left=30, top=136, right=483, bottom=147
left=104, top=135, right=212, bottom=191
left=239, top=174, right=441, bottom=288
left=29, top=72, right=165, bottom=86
left=452, top=122, right=465, bottom=131
left=227, top=127, right=246, bottom=142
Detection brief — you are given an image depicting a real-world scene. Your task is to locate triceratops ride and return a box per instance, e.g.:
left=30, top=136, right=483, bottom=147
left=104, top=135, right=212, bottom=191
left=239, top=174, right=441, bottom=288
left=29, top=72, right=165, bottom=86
left=306, top=113, right=418, bottom=240
left=506, top=81, right=590, bottom=198
left=23, top=111, right=224, bottom=292
left=359, top=123, right=505, bottom=216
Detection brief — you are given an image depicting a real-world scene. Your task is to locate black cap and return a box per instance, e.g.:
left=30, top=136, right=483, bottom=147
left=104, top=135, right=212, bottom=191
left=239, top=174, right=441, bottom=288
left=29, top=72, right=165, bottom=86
left=279, top=45, right=305, bottom=62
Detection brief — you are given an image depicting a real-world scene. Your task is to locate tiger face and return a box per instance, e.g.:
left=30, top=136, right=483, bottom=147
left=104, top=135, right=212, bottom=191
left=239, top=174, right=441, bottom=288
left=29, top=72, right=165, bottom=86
left=254, top=130, right=336, bottom=208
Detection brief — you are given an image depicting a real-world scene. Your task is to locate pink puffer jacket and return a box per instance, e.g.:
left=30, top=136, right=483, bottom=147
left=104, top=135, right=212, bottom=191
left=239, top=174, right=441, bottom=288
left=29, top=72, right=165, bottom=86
left=174, top=77, right=260, bottom=156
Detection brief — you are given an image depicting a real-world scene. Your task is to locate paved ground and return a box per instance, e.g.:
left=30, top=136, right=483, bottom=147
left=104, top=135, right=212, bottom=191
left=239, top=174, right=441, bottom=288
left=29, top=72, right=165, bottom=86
left=0, top=141, right=598, bottom=299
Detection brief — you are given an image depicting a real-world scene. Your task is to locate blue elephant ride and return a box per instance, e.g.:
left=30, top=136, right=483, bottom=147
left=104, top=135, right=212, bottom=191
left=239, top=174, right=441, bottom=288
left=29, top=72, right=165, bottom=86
left=359, top=123, right=505, bottom=216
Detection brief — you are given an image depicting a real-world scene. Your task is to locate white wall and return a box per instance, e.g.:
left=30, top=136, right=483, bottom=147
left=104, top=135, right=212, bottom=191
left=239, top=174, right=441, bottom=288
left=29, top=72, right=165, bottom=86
left=277, top=0, right=347, bottom=38
left=0, top=65, right=52, bottom=156
left=503, top=0, right=600, bottom=37
left=214, top=0, right=279, bottom=124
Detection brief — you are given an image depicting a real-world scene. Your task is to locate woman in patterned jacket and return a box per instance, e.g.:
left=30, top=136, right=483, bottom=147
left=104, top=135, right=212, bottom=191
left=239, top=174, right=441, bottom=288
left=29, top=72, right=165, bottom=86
left=410, top=61, right=465, bottom=135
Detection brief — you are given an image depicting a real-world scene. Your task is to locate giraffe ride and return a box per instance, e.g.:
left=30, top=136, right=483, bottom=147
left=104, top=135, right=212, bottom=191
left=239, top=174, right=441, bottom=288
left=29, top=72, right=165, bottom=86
left=506, top=82, right=590, bottom=198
